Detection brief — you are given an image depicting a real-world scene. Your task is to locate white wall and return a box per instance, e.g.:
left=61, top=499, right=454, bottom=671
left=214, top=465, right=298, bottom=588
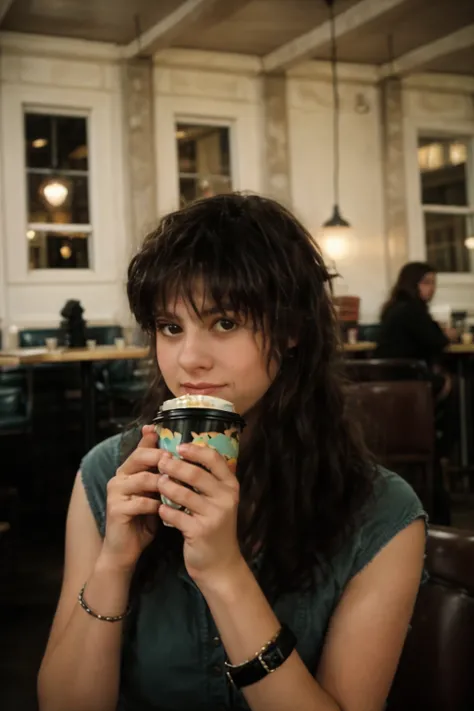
left=287, top=63, right=387, bottom=324
left=1, top=35, right=472, bottom=333
left=152, top=49, right=264, bottom=216
left=0, top=34, right=130, bottom=332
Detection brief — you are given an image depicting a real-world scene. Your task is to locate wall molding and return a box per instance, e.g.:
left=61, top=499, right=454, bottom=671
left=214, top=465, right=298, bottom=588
left=153, top=48, right=262, bottom=76
left=0, top=31, right=120, bottom=62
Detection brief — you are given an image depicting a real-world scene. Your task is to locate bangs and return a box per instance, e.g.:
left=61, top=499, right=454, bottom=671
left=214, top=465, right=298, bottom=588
left=127, top=194, right=329, bottom=356
left=152, top=257, right=266, bottom=334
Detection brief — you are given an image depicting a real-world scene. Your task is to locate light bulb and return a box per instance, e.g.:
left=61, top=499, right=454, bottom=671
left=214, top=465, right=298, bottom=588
left=60, top=244, right=72, bottom=259
left=465, top=236, right=474, bottom=250
left=26, top=229, right=36, bottom=240
left=42, top=180, right=68, bottom=207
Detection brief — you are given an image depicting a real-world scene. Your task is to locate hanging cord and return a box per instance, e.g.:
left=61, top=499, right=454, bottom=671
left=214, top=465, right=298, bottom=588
left=327, top=0, right=340, bottom=206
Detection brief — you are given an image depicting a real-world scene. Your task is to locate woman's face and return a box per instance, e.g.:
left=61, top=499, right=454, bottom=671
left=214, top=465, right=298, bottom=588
left=155, top=293, right=278, bottom=416
left=418, top=271, right=436, bottom=302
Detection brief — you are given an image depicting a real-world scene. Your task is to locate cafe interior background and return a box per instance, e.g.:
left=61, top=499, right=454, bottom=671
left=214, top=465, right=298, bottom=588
left=0, top=1, right=473, bottom=709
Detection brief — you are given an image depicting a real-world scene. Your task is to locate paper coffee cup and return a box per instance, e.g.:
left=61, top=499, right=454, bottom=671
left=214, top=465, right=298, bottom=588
left=154, top=395, right=245, bottom=521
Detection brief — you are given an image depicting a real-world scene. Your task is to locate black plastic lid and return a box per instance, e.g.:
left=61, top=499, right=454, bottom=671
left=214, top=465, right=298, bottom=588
left=153, top=407, right=245, bottom=429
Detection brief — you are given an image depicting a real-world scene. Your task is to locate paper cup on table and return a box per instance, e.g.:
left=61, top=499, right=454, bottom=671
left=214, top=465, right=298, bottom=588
left=154, top=395, right=245, bottom=526
left=461, top=332, right=473, bottom=345
left=114, top=337, right=125, bottom=349
left=45, top=337, right=58, bottom=351
left=86, top=339, right=97, bottom=350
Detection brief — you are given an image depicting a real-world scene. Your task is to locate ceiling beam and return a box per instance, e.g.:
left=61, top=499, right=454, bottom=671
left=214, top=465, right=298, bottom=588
left=380, top=23, right=474, bottom=78
left=0, top=0, right=14, bottom=26
left=262, top=0, right=411, bottom=73
left=122, top=0, right=251, bottom=59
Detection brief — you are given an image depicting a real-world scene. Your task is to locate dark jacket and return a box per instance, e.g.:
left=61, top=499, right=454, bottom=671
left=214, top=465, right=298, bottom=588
left=376, top=298, right=449, bottom=365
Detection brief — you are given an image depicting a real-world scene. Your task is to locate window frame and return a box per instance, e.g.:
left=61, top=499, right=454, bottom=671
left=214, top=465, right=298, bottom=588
left=406, top=120, right=474, bottom=285
left=175, top=118, right=234, bottom=205
left=25, top=106, right=92, bottom=271
left=154, top=92, right=262, bottom=217
left=1, top=83, right=120, bottom=285
left=419, top=133, right=474, bottom=274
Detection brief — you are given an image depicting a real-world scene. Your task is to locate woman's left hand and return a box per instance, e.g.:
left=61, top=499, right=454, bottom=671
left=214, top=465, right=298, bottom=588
left=157, top=444, right=243, bottom=585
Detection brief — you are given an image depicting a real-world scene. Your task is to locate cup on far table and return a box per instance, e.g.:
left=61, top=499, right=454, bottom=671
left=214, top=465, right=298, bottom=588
left=347, top=328, right=358, bottom=345
left=461, top=331, right=473, bottom=345
left=86, top=339, right=97, bottom=350
left=45, top=337, right=58, bottom=351
left=114, top=337, right=125, bottom=350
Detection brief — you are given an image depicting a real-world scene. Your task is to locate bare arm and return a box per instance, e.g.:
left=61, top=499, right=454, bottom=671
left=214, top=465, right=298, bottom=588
left=38, top=427, right=164, bottom=711
left=199, top=519, right=425, bottom=711
left=37, top=473, right=133, bottom=711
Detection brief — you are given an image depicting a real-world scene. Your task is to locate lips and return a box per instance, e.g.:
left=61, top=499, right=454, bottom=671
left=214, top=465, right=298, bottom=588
left=182, top=383, right=224, bottom=395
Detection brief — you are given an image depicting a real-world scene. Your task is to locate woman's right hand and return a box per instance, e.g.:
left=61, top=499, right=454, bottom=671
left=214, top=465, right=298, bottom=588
left=99, top=425, right=168, bottom=573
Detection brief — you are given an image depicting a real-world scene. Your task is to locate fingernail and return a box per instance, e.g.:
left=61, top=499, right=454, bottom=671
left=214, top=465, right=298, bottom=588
left=177, top=444, right=189, bottom=453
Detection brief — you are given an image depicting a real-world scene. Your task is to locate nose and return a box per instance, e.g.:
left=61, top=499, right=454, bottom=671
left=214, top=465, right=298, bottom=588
left=177, top=329, right=213, bottom=373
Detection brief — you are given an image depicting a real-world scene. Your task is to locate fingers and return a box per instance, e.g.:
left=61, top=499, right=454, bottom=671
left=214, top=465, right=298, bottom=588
left=116, top=495, right=161, bottom=518
left=158, top=502, right=193, bottom=535
left=113, top=470, right=161, bottom=497
left=118, top=443, right=165, bottom=477
left=137, top=424, right=158, bottom=448
left=158, top=454, right=218, bottom=497
left=177, top=443, right=236, bottom=483
left=157, top=475, right=208, bottom=516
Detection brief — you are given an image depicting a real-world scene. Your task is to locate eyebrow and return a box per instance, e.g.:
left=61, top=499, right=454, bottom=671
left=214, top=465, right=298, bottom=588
left=156, top=305, right=235, bottom=320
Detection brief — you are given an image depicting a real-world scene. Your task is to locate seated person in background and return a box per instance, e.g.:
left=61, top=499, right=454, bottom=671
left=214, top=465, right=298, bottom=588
left=376, top=261, right=457, bottom=401
left=376, top=261, right=458, bottom=525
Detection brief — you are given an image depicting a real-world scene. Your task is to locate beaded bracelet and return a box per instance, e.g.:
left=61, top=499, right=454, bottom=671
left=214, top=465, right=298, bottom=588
left=78, top=583, right=132, bottom=622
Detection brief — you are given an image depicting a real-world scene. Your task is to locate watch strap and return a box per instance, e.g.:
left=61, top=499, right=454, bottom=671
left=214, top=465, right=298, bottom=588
left=225, top=624, right=296, bottom=689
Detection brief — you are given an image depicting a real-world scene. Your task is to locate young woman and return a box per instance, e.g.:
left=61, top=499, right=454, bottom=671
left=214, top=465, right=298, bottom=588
left=376, top=261, right=457, bottom=400
left=376, top=261, right=458, bottom=526
left=38, top=194, right=426, bottom=711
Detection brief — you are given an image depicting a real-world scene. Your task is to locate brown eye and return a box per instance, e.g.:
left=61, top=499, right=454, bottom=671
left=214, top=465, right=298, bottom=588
left=157, top=323, right=182, bottom=336
left=214, top=319, right=237, bottom=333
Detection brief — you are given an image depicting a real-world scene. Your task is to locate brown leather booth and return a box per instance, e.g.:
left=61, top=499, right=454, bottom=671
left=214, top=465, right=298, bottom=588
left=388, top=526, right=474, bottom=711
left=346, top=380, right=435, bottom=516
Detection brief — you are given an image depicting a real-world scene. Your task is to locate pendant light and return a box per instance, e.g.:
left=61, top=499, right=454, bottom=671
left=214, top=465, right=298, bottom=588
left=320, top=0, right=353, bottom=263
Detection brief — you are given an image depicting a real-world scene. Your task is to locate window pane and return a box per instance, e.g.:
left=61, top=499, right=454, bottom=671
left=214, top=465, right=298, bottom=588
left=178, top=175, right=233, bottom=207
left=27, top=231, right=89, bottom=270
left=56, top=116, right=88, bottom=171
left=418, top=137, right=469, bottom=206
left=177, top=124, right=231, bottom=178
left=25, top=113, right=52, bottom=168
left=27, top=173, right=90, bottom=224
left=425, top=212, right=474, bottom=273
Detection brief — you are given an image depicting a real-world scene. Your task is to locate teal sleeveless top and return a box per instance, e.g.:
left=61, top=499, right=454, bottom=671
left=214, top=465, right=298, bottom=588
left=81, top=432, right=426, bottom=711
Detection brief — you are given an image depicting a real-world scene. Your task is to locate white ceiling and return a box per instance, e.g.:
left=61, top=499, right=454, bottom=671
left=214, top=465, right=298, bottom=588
left=1, top=0, right=473, bottom=75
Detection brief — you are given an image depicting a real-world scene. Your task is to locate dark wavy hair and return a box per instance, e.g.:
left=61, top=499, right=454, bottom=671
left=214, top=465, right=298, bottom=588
left=126, top=193, right=374, bottom=597
left=381, top=261, right=435, bottom=320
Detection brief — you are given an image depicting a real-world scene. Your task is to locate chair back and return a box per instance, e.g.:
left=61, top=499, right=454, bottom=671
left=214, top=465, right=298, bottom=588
left=346, top=380, right=435, bottom=512
left=388, top=526, right=474, bottom=711
left=344, top=358, right=429, bottom=383
left=334, top=296, right=360, bottom=323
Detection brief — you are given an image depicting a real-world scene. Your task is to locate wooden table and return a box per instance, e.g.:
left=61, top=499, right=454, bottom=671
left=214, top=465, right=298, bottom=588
left=0, top=354, right=20, bottom=367
left=343, top=341, right=376, bottom=354
left=0, top=345, right=150, bottom=451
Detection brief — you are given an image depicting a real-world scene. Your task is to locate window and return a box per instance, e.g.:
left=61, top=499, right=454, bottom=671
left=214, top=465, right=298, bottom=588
left=176, top=123, right=232, bottom=206
left=418, top=136, right=474, bottom=273
left=24, top=111, right=91, bottom=270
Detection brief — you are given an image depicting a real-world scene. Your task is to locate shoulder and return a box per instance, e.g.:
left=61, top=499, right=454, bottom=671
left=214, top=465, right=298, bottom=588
left=80, top=429, right=141, bottom=535
left=334, top=467, right=427, bottom=587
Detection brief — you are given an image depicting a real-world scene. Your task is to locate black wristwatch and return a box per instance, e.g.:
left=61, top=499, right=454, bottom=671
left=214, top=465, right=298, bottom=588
left=225, top=624, right=297, bottom=689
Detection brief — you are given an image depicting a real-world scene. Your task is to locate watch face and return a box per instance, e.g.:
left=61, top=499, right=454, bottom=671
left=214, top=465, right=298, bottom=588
left=263, top=645, right=285, bottom=670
